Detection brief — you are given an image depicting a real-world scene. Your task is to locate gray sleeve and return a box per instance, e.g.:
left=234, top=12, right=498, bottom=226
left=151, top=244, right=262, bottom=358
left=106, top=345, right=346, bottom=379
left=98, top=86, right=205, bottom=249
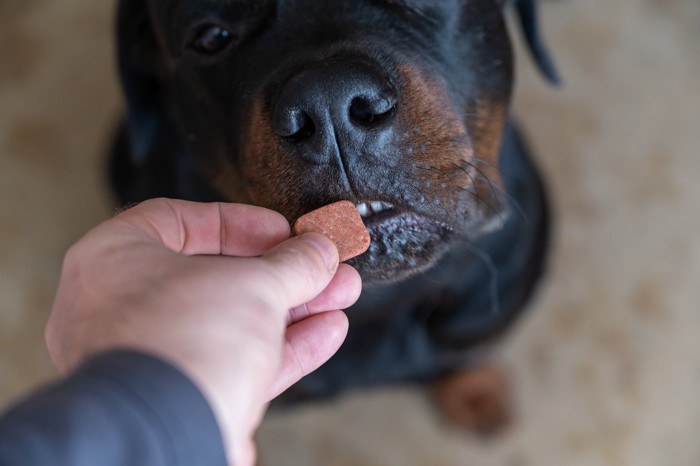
left=0, top=351, right=227, bottom=466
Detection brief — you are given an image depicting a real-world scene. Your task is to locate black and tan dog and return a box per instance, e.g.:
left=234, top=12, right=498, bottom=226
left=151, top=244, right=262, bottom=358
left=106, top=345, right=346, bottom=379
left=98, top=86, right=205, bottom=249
left=111, top=0, right=558, bottom=432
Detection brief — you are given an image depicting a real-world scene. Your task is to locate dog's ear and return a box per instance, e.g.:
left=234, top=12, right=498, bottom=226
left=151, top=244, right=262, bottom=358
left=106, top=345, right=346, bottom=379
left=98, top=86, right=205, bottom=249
left=116, top=0, right=167, bottom=163
left=505, top=0, right=561, bottom=85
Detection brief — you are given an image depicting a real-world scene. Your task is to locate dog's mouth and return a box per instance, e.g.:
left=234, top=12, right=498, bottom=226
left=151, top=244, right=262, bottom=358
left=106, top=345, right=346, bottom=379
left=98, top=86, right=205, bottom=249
left=347, top=199, right=455, bottom=285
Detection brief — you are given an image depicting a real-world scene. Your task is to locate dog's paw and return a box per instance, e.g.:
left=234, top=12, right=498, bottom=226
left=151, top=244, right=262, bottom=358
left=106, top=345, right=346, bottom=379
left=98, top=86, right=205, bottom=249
left=432, top=364, right=513, bottom=437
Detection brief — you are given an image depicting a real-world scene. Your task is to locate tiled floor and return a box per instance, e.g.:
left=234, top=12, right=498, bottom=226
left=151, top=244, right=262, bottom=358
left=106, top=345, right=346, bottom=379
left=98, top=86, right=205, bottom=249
left=1, top=1, right=699, bottom=465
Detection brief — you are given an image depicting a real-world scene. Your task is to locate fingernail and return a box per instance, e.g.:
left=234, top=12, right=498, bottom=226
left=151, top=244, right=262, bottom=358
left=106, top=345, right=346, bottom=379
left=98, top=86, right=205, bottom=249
left=300, top=233, right=338, bottom=271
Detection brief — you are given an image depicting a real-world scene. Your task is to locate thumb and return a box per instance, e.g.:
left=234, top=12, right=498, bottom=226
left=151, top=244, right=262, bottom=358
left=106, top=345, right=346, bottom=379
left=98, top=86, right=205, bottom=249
left=258, top=232, right=340, bottom=311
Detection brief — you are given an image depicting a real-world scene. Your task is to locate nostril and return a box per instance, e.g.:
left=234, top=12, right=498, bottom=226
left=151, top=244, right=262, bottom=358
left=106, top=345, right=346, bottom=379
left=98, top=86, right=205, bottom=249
left=349, top=95, right=396, bottom=127
left=287, top=112, right=316, bottom=142
left=273, top=108, right=316, bottom=142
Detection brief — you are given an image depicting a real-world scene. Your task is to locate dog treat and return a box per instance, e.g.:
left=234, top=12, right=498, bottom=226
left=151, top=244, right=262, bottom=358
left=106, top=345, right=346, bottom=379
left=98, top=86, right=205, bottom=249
left=293, top=200, right=371, bottom=262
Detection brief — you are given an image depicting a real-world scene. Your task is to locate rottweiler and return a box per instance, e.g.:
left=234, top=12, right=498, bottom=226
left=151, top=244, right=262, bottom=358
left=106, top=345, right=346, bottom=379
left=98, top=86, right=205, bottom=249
left=111, top=0, right=558, bottom=431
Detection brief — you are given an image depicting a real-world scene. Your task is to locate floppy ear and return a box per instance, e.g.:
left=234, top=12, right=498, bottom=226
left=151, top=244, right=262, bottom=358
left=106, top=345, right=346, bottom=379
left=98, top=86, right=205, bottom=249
left=506, top=0, right=561, bottom=85
left=116, top=0, right=167, bottom=163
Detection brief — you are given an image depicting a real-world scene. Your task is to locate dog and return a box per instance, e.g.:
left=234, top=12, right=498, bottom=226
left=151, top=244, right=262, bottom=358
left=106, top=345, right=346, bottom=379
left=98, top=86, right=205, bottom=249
left=110, top=0, right=558, bottom=432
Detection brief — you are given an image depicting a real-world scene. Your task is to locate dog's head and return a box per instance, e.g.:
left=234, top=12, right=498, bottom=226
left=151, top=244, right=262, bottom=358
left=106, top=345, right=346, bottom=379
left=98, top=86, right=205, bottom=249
left=117, top=0, right=556, bottom=285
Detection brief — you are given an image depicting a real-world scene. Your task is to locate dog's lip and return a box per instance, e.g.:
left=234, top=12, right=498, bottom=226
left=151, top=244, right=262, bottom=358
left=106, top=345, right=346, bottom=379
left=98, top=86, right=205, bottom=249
left=353, top=200, right=448, bottom=230
left=348, top=206, right=455, bottom=284
left=355, top=200, right=452, bottom=238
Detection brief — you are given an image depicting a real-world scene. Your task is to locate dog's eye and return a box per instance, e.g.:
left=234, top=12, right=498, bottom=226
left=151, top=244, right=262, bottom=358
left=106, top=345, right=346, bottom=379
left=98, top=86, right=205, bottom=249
left=190, top=24, right=235, bottom=55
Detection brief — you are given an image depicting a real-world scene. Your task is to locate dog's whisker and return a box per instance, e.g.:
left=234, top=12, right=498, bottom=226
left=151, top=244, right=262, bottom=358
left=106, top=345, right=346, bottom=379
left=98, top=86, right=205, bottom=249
left=411, top=165, right=464, bottom=225
left=416, top=156, right=507, bottom=224
left=414, top=160, right=507, bottom=228
left=450, top=161, right=503, bottom=215
left=465, top=161, right=532, bottom=226
left=461, top=160, right=501, bottom=207
left=395, top=166, right=457, bottom=224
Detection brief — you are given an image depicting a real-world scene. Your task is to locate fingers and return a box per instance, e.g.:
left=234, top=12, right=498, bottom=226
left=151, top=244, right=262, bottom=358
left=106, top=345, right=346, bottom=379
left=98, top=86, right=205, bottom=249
left=116, top=198, right=291, bottom=256
left=287, top=264, right=362, bottom=325
left=267, top=310, right=349, bottom=400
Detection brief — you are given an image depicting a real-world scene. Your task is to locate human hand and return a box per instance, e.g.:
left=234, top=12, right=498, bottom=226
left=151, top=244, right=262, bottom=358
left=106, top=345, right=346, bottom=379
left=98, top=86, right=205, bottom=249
left=45, top=198, right=362, bottom=466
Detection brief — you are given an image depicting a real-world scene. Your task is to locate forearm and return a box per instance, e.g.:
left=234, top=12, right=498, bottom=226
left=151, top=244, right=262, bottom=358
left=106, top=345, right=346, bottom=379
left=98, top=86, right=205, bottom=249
left=0, top=351, right=227, bottom=466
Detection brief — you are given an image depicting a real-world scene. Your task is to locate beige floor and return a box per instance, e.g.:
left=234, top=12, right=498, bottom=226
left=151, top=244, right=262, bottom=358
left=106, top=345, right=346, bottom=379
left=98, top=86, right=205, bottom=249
left=1, top=1, right=699, bottom=465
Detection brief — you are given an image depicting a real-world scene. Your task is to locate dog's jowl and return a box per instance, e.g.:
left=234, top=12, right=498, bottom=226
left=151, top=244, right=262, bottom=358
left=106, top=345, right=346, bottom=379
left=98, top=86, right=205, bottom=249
left=111, top=0, right=557, bottom=431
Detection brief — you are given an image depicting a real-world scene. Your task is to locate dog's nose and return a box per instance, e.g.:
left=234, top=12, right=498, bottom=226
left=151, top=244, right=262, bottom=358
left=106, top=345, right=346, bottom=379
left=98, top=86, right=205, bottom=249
left=271, top=61, right=397, bottom=161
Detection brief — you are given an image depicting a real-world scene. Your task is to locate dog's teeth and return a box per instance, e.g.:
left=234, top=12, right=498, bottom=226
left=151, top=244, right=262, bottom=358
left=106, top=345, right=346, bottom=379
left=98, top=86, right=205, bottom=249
left=356, top=202, right=370, bottom=218
left=356, top=201, right=394, bottom=218
left=370, top=201, right=384, bottom=213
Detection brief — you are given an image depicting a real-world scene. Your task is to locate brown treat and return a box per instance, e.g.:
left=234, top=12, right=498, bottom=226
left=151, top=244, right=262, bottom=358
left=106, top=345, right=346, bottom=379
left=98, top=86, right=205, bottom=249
left=293, top=200, right=371, bottom=262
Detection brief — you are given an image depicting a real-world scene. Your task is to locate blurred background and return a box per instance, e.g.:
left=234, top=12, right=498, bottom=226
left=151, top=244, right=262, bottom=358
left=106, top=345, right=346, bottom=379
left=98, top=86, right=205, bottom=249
left=1, top=0, right=699, bottom=465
